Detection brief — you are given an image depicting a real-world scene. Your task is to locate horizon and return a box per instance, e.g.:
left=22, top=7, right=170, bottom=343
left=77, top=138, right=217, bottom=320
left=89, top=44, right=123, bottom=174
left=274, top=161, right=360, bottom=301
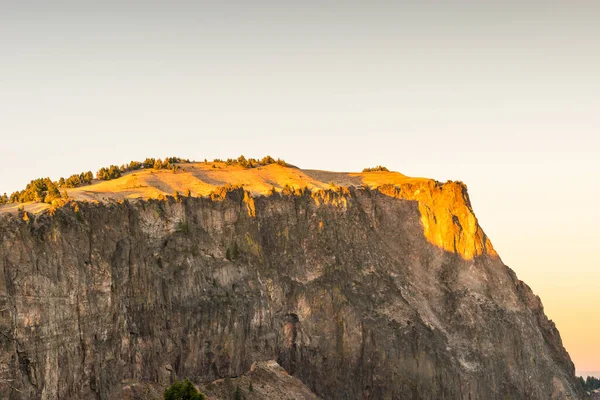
left=1, top=1, right=598, bottom=374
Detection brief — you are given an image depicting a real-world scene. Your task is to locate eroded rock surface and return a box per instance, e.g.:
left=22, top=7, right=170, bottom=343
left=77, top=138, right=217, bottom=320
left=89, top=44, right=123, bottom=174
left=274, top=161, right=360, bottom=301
left=0, top=183, right=584, bottom=399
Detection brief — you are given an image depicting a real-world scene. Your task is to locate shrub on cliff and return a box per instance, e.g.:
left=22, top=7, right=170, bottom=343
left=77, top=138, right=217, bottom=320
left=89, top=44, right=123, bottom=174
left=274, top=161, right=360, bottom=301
left=164, top=378, right=205, bottom=400
left=233, top=386, right=242, bottom=400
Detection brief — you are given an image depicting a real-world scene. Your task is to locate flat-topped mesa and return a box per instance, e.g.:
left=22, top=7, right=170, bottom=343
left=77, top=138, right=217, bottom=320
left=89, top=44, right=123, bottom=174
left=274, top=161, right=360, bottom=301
left=0, top=160, right=582, bottom=399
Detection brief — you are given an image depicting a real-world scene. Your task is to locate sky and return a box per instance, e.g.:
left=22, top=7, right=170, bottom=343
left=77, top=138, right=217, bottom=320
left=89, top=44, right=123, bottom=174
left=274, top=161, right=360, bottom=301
left=0, top=1, right=598, bottom=374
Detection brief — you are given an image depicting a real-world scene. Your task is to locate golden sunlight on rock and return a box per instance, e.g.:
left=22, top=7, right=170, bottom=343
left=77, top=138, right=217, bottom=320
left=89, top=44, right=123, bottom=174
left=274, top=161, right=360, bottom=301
left=378, top=180, right=497, bottom=260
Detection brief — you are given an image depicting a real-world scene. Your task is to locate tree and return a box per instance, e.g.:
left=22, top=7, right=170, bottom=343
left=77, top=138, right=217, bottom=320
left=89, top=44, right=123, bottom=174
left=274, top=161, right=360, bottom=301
left=108, top=165, right=121, bottom=179
left=260, top=155, right=275, bottom=165
left=96, top=165, right=121, bottom=180
left=128, top=161, right=142, bottom=170
left=96, top=167, right=108, bottom=180
left=164, top=378, right=205, bottom=400
left=44, top=182, right=61, bottom=203
left=9, top=191, right=20, bottom=203
left=362, top=166, right=389, bottom=172
left=282, top=184, right=294, bottom=195
left=154, top=159, right=165, bottom=169
left=83, top=171, right=94, bottom=183
left=579, top=375, right=600, bottom=392
left=64, top=174, right=81, bottom=188
left=237, top=155, right=248, bottom=168
left=61, top=171, right=93, bottom=188
left=8, top=177, right=58, bottom=203
left=167, top=156, right=185, bottom=164
left=143, top=158, right=156, bottom=169
left=233, top=386, right=242, bottom=400
left=231, top=242, right=240, bottom=260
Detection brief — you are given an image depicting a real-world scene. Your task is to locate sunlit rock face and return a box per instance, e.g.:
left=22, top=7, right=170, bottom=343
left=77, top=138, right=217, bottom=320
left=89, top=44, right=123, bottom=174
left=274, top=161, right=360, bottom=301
left=378, top=180, right=496, bottom=260
left=0, top=185, right=583, bottom=399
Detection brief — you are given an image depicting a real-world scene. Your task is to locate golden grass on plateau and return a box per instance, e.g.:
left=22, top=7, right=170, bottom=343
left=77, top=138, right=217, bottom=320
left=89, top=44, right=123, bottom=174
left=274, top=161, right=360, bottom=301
left=0, top=162, right=427, bottom=213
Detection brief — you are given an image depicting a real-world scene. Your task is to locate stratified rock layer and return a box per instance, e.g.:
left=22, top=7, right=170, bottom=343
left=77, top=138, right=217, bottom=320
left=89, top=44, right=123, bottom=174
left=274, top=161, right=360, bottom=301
left=0, top=183, right=583, bottom=399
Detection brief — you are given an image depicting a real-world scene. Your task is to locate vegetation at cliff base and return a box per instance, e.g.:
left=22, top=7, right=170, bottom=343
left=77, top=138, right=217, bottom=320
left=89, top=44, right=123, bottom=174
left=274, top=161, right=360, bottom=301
left=226, top=242, right=240, bottom=261
left=578, top=375, right=600, bottom=392
left=164, top=378, right=205, bottom=400
left=233, top=385, right=242, bottom=400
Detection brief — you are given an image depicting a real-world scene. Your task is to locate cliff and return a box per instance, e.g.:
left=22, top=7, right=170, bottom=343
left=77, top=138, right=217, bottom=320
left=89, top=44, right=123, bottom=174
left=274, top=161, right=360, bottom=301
left=0, top=172, right=583, bottom=399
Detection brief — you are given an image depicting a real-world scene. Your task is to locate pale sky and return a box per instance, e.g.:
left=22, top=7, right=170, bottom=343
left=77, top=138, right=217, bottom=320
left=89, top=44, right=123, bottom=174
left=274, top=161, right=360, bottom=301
left=0, top=1, right=598, bottom=373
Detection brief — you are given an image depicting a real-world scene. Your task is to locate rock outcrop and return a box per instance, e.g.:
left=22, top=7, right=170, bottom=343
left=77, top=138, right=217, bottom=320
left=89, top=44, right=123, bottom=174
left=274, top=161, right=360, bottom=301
left=114, top=360, right=319, bottom=400
left=0, top=181, right=584, bottom=399
left=200, top=360, right=319, bottom=400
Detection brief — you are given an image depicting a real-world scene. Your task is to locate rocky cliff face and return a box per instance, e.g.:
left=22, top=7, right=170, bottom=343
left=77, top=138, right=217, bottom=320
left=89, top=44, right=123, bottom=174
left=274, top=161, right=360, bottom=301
left=0, top=182, right=583, bottom=399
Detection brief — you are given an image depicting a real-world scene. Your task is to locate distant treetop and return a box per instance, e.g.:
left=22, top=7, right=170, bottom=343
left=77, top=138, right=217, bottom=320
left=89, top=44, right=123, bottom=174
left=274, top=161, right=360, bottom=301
left=219, top=155, right=287, bottom=169
left=362, top=166, right=389, bottom=172
left=578, top=375, right=600, bottom=392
